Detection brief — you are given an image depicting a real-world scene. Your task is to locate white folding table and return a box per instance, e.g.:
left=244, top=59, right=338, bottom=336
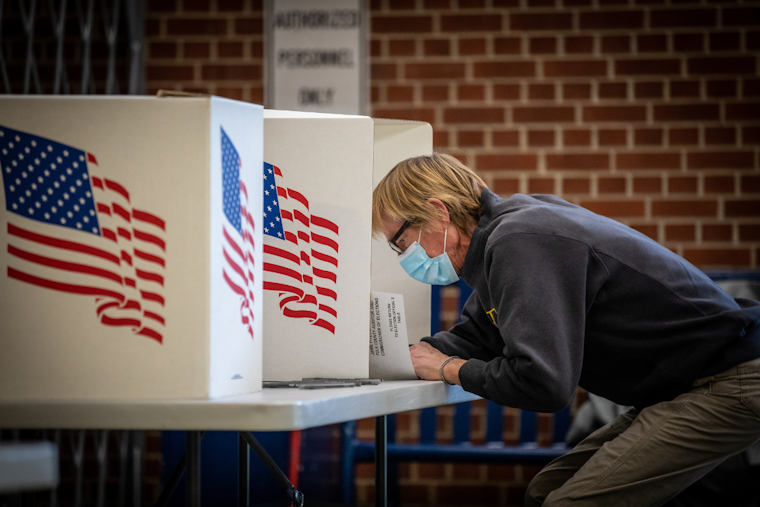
left=0, top=380, right=480, bottom=507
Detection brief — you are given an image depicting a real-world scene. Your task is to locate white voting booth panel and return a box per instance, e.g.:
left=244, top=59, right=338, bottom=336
left=0, top=96, right=264, bottom=400
left=262, top=110, right=373, bottom=380
left=371, top=119, right=433, bottom=344
left=261, top=111, right=431, bottom=381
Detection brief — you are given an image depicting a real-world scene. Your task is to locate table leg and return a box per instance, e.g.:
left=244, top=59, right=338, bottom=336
left=238, top=433, right=249, bottom=507
left=154, top=454, right=185, bottom=507
left=133, top=431, right=144, bottom=507
left=186, top=431, right=201, bottom=507
left=239, top=431, right=304, bottom=507
left=154, top=432, right=206, bottom=507
left=375, top=416, right=387, bottom=507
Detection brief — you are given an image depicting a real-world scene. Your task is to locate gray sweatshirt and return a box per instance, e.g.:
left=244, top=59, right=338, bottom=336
left=424, top=189, right=760, bottom=411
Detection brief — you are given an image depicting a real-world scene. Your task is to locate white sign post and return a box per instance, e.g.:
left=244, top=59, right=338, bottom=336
left=266, top=0, right=367, bottom=115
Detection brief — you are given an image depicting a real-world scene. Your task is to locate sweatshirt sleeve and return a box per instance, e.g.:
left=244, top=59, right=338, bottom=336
left=423, top=290, right=503, bottom=362
left=459, top=233, right=602, bottom=412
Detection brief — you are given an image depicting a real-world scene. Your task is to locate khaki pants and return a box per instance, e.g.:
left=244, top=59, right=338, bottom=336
left=525, top=357, right=760, bottom=507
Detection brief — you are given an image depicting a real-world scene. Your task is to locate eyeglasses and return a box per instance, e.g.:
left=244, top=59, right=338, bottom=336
left=389, top=220, right=411, bottom=253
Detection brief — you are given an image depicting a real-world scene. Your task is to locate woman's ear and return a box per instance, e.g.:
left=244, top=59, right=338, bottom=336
left=426, top=198, right=450, bottom=224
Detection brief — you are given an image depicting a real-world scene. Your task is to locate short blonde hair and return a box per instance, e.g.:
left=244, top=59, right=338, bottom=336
left=372, top=153, right=487, bottom=238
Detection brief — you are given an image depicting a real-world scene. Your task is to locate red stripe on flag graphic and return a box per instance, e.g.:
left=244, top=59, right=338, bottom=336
left=224, top=220, right=255, bottom=303
left=113, top=203, right=131, bottom=222
left=8, top=267, right=127, bottom=302
left=288, top=189, right=309, bottom=210
left=135, top=269, right=164, bottom=286
left=263, top=281, right=304, bottom=299
left=313, top=267, right=337, bottom=283
left=224, top=227, right=245, bottom=260
left=133, top=209, right=165, bottom=230
left=8, top=244, right=124, bottom=284
left=263, top=163, right=339, bottom=334
left=223, top=269, right=247, bottom=298
left=102, top=229, right=117, bottom=242
left=133, top=230, right=165, bottom=251
left=224, top=247, right=247, bottom=282
left=264, top=262, right=302, bottom=282
left=137, top=327, right=163, bottom=341
left=144, top=311, right=165, bottom=325
left=316, top=286, right=337, bottom=300
left=134, top=249, right=165, bottom=268
left=312, top=250, right=337, bottom=267
left=105, top=178, right=129, bottom=201
left=100, top=315, right=142, bottom=328
left=313, top=319, right=335, bottom=334
left=8, top=223, right=120, bottom=265
left=311, top=216, right=339, bottom=235
left=264, top=245, right=299, bottom=265
left=140, top=290, right=165, bottom=306
left=312, top=232, right=339, bottom=253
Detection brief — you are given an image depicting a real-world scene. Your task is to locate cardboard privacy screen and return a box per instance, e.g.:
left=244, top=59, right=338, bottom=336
left=371, top=119, right=433, bottom=345
left=261, top=111, right=432, bottom=380
left=262, top=111, right=373, bottom=380
left=0, top=96, right=264, bottom=400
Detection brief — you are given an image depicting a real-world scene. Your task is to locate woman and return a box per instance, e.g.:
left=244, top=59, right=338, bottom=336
left=372, top=153, right=760, bottom=506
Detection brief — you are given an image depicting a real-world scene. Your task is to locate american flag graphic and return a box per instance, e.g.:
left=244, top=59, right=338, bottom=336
left=221, top=128, right=255, bottom=338
left=1, top=126, right=167, bottom=343
left=263, top=163, right=339, bottom=334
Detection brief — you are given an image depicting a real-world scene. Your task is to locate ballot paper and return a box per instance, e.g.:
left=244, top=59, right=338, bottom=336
left=369, top=292, right=418, bottom=380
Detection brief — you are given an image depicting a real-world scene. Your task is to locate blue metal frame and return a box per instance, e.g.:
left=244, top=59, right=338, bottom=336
left=704, top=271, right=760, bottom=281
left=160, top=431, right=294, bottom=507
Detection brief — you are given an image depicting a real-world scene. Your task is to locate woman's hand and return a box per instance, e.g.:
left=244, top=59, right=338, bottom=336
left=410, top=342, right=465, bottom=385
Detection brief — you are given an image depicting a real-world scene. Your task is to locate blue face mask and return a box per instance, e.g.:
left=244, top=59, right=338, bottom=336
left=398, top=228, right=460, bottom=286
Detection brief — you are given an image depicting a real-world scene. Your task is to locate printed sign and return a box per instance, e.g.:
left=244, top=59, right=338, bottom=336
left=266, top=0, right=367, bottom=114
left=369, top=291, right=417, bottom=380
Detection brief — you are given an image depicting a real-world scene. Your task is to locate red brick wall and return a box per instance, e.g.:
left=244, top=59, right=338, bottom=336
left=368, top=1, right=760, bottom=269
left=145, top=1, right=759, bottom=505
left=147, top=0, right=760, bottom=269
left=146, top=0, right=265, bottom=103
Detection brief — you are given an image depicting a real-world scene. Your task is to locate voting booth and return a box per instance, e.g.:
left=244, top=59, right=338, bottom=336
left=0, top=96, right=264, bottom=400
left=261, top=112, right=432, bottom=381
left=371, top=119, right=433, bottom=345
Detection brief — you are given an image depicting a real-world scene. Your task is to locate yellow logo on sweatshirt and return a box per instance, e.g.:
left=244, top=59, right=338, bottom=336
left=486, top=308, right=498, bottom=327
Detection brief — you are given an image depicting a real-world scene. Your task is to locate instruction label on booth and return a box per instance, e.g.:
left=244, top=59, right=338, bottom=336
left=369, top=292, right=417, bottom=380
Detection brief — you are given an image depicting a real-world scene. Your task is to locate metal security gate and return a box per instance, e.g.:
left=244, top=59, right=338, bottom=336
left=1, top=429, right=147, bottom=507
left=0, top=0, right=144, bottom=95
left=0, top=1, right=146, bottom=505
